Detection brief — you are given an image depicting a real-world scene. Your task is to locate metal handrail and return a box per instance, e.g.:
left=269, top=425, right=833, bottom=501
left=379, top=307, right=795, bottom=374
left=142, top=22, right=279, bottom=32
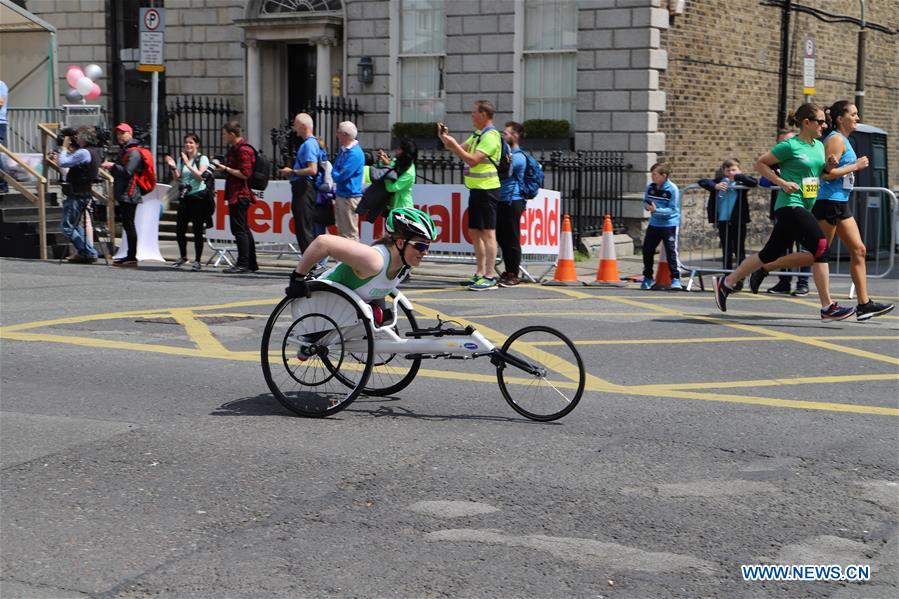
left=0, top=143, right=48, bottom=259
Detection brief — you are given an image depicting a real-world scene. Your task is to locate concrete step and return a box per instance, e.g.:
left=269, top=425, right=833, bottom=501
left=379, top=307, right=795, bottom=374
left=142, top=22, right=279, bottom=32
left=0, top=205, right=64, bottom=223
left=579, top=233, right=636, bottom=258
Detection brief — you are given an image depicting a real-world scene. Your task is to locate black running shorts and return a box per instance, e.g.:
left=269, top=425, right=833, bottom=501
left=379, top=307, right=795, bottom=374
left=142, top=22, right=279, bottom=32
left=759, top=206, right=828, bottom=264
left=812, top=199, right=853, bottom=225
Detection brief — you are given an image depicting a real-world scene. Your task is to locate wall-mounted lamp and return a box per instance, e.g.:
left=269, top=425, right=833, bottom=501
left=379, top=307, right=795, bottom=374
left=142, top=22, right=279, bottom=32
left=357, top=56, right=373, bottom=85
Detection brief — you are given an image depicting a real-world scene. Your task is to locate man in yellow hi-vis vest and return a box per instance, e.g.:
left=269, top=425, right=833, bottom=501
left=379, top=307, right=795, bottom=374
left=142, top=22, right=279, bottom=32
left=439, top=100, right=502, bottom=290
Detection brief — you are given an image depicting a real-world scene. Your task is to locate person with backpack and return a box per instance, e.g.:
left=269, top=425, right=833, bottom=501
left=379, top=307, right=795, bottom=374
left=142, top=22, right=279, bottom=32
left=495, top=121, right=528, bottom=287
left=278, top=113, right=319, bottom=254
left=439, top=100, right=505, bottom=291
left=102, top=122, right=154, bottom=267
left=216, top=120, right=258, bottom=273
left=165, top=132, right=211, bottom=271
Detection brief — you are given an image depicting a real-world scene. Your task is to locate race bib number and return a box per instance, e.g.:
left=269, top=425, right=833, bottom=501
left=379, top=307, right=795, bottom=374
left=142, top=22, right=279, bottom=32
left=843, top=171, right=855, bottom=191
left=801, top=177, right=819, bottom=199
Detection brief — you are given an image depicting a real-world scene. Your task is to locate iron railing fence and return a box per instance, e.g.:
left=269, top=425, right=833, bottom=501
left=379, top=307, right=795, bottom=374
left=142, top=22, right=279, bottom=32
left=270, top=96, right=364, bottom=170
left=414, top=150, right=630, bottom=238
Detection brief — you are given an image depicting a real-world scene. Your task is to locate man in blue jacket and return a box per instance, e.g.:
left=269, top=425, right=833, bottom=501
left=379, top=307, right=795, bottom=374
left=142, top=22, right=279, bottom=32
left=331, top=121, right=365, bottom=241
left=641, top=162, right=682, bottom=290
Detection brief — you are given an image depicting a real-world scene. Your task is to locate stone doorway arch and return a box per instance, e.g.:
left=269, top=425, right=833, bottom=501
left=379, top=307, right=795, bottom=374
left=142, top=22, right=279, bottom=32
left=235, top=0, right=344, bottom=149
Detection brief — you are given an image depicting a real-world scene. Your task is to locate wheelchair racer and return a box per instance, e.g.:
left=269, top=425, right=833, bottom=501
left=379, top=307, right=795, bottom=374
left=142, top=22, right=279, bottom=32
left=285, top=208, right=438, bottom=324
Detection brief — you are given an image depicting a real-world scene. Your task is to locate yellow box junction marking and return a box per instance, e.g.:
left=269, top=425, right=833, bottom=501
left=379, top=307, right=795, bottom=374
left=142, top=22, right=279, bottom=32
left=2, top=290, right=897, bottom=416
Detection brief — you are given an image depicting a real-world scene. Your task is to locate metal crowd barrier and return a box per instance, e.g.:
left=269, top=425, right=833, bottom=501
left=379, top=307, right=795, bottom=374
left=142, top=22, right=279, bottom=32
left=678, top=184, right=897, bottom=294
left=205, top=239, right=301, bottom=268
left=423, top=249, right=556, bottom=283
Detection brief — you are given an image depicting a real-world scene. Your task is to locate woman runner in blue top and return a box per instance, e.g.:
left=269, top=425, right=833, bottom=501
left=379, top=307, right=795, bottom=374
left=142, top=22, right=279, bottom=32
left=811, top=100, right=894, bottom=321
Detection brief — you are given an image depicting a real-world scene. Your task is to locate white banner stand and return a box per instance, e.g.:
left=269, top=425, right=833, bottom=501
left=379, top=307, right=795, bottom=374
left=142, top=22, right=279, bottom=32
left=113, top=184, right=168, bottom=262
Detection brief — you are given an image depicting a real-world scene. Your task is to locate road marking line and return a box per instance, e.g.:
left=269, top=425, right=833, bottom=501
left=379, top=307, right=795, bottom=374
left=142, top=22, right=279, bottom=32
left=169, top=308, right=231, bottom=355
left=3, top=296, right=897, bottom=417
left=586, top=293, right=899, bottom=367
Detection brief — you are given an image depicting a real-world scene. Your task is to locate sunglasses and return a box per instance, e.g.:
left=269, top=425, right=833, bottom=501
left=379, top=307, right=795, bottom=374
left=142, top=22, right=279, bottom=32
left=808, top=118, right=827, bottom=125
left=408, top=241, right=431, bottom=252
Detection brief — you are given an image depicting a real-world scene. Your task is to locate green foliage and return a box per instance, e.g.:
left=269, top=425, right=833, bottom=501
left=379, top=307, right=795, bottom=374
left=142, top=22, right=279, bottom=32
left=522, top=119, right=572, bottom=139
left=391, top=122, right=439, bottom=139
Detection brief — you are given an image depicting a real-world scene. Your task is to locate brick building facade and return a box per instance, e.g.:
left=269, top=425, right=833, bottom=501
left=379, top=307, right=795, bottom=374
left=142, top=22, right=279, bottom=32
left=15, top=0, right=898, bottom=211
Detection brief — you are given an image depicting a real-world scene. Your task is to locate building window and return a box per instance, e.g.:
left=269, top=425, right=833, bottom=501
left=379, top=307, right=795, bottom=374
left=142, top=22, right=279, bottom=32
left=523, top=0, right=577, bottom=125
left=398, top=0, right=445, bottom=122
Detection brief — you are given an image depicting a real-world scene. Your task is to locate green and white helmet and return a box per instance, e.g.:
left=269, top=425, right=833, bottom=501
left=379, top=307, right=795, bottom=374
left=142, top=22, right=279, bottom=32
left=385, top=208, right=437, bottom=241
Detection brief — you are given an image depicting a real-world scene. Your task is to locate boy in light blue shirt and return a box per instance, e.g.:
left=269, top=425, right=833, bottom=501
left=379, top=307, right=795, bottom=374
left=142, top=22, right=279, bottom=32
left=641, top=162, right=682, bottom=290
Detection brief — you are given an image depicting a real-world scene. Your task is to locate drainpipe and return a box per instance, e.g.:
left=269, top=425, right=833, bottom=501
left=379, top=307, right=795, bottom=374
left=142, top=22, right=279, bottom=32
left=855, top=0, right=866, bottom=119
left=777, top=0, right=792, bottom=130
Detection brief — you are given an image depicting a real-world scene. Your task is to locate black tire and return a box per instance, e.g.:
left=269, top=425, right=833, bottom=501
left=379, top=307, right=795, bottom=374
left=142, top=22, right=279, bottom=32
left=496, top=325, right=585, bottom=421
left=362, top=295, right=423, bottom=396
left=260, top=284, right=374, bottom=417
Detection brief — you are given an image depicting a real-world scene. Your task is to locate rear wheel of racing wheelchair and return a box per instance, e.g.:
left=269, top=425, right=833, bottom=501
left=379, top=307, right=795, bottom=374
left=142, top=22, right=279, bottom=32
left=495, top=325, right=585, bottom=421
left=261, top=282, right=374, bottom=417
left=359, top=293, right=423, bottom=397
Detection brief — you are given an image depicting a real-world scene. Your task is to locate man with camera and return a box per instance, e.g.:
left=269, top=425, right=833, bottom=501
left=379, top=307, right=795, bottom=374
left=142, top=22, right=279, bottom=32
left=102, top=123, right=146, bottom=267
left=52, top=126, right=102, bottom=263
left=438, top=100, right=503, bottom=290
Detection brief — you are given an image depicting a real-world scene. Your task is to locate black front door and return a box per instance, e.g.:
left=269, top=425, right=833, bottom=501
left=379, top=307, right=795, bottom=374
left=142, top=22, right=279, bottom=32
left=287, top=44, right=316, bottom=114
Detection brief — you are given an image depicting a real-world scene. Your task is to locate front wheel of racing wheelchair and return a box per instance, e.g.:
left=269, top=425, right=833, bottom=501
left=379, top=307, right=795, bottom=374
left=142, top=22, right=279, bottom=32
left=494, top=325, right=585, bottom=422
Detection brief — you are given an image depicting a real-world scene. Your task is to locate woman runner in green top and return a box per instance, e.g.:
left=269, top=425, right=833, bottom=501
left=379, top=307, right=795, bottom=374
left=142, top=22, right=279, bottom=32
left=714, top=103, right=834, bottom=314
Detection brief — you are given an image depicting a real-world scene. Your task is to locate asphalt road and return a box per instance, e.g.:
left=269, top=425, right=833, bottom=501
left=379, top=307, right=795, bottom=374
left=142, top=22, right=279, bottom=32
left=1, top=258, right=898, bottom=598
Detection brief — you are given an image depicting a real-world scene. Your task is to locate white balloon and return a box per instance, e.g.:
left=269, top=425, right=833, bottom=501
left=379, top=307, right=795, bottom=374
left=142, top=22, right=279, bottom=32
left=75, top=76, right=94, bottom=96
left=84, top=64, right=103, bottom=80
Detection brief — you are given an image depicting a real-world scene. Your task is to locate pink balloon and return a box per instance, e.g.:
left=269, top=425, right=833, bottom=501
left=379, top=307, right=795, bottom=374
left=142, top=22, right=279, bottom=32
left=66, top=67, right=84, bottom=88
left=85, top=82, right=101, bottom=100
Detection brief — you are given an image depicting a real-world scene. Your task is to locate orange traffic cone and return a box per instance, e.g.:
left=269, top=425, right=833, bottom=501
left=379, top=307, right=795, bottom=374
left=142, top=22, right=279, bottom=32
left=543, top=214, right=580, bottom=286
left=587, top=215, right=625, bottom=287
left=652, top=243, right=672, bottom=288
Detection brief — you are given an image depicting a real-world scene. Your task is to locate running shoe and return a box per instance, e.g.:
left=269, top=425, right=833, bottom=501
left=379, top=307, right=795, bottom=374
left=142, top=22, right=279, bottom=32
left=499, top=273, right=521, bottom=287
left=792, top=282, right=809, bottom=297
left=820, top=302, right=856, bottom=322
left=669, top=278, right=683, bottom=291
left=191, top=260, right=202, bottom=271
left=766, top=280, right=792, bottom=295
left=713, top=276, right=731, bottom=312
left=749, top=268, right=768, bottom=294
left=469, top=276, right=498, bottom=291
left=640, top=277, right=654, bottom=290
left=856, top=299, right=894, bottom=321
left=461, top=274, right=480, bottom=287
left=67, top=254, right=96, bottom=264
left=172, top=257, right=188, bottom=268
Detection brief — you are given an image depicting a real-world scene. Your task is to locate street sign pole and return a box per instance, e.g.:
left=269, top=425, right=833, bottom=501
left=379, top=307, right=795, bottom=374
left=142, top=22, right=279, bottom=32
left=138, top=7, right=165, bottom=165
left=151, top=72, right=159, bottom=163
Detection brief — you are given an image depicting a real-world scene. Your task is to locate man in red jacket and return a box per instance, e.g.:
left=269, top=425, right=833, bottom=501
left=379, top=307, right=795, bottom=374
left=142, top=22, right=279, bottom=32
left=215, top=120, right=258, bottom=273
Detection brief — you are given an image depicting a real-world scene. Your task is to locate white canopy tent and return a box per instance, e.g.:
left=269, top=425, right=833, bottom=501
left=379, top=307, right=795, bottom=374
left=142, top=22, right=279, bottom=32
left=0, top=0, right=59, bottom=109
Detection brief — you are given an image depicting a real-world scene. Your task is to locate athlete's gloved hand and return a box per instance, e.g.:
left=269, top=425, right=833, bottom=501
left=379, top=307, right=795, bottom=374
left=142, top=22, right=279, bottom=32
left=285, top=270, right=312, bottom=298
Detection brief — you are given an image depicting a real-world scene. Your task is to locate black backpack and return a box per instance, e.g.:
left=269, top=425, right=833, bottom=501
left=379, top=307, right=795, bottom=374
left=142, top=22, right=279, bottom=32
left=476, top=127, right=511, bottom=178
left=239, top=143, right=271, bottom=191
left=193, top=156, right=217, bottom=227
